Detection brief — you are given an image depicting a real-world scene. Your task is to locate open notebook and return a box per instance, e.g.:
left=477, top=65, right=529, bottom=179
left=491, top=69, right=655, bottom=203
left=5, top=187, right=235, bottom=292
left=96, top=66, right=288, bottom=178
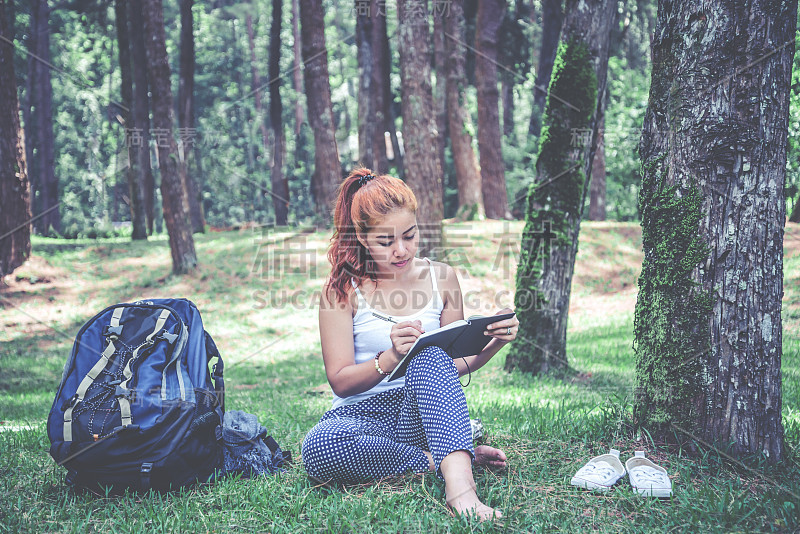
left=387, top=312, right=516, bottom=382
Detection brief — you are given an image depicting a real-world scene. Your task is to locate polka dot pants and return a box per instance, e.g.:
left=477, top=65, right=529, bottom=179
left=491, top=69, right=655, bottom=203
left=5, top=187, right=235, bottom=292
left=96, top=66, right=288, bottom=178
left=301, top=346, right=474, bottom=484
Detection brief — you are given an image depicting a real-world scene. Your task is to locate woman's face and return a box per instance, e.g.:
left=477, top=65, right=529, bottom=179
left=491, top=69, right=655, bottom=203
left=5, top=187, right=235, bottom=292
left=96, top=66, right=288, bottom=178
left=358, top=209, right=419, bottom=278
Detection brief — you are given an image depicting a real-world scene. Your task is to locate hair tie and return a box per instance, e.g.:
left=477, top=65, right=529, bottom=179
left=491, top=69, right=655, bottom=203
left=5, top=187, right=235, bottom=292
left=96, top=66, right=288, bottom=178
left=357, top=173, right=376, bottom=188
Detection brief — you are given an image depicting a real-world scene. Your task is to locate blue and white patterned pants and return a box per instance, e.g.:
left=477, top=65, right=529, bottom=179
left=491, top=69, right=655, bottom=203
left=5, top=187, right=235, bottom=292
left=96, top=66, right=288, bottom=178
left=301, top=346, right=474, bottom=484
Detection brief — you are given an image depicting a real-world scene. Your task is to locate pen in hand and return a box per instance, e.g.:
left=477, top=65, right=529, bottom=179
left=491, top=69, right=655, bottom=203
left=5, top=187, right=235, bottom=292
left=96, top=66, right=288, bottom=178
left=371, top=311, right=398, bottom=324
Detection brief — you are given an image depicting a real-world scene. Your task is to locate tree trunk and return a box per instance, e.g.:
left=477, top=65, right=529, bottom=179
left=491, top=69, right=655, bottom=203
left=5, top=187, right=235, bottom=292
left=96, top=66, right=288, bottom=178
left=443, top=0, right=483, bottom=220
left=634, top=0, right=795, bottom=463
left=115, top=0, right=148, bottom=240
left=299, top=0, right=341, bottom=223
left=269, top=0, right=290, bottom=225
left=501, top=71, right=514, bottom=140
left=433, top=9, right=448, bottom=179
left=506, top=0, right=615, bottom=375
left=588, top=113, right=606, bottom=221
left=141, top=0, right=197, bottom=273
left=291, top=0, right=304, bottom=134
left=791, top=198, right=800, bottom=223
left=0, top=0, right=31, bottom=278
left=356, top=0, right=391, bottom=174
left=381, top=20, right=403, bottom=177
left=178, top=0, right=205, bottom=233
left=398, top=0, right=444, bottom=259
left=475, top=0, right=509, bottom=219
left=245, top=11, right=270, bottom=166
left=356, top=1, right=376, bottom=170
left=528, top=0, right=563, bottom=138
left=129, top=0, right=156, bottom=234
left=26, top=0, right=59, bottom=236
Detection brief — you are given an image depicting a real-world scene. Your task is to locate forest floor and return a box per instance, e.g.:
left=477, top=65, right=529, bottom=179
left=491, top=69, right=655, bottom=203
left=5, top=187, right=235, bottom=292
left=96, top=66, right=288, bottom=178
left=1, top=220, right=798, bottom=533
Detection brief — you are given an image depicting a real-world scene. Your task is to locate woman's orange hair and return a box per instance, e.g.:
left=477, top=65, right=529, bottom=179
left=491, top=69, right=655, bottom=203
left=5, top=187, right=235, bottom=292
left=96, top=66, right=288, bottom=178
left=324, top=167, right=418, bottom=304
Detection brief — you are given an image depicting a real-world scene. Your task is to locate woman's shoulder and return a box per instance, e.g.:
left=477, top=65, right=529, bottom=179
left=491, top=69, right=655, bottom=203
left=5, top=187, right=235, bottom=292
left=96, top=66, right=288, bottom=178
left=424, top=258, right=459, bottom=283
left=320, top=280, right=358, bottom=314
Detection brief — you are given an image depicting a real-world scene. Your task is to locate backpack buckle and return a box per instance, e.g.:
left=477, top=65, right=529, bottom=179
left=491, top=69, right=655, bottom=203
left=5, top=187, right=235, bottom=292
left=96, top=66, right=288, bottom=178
left=103, top=325, right=123, bottom=339
left=115, top=385, right=135, bottom=401
left=61, top=394, right=79, bottom=411
left=140, top=462, right=153, bottom=490
left=159, top=332, right=178, bottom=344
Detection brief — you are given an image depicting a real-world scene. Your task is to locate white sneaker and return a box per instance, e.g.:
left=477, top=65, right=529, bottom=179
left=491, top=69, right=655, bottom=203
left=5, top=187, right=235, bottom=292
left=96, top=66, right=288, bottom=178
left=625, top=451, right=673, bottom=497
left=570, top=448, right=626, bottom=492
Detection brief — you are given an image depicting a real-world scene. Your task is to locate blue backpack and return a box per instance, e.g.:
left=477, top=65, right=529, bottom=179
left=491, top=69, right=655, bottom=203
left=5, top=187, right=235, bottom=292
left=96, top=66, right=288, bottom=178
left=47, top=298, right=225, bottom=492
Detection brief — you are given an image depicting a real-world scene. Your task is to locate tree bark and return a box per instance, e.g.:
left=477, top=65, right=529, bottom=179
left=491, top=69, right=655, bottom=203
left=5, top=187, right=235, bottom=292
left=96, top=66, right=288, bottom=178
left=0, top=0, right=31, bottom=278
left=380, top=16, right=403, bottom=177
left=634, top=0, right=795, bottom=463
left=443, top=0, right=483, bottom=219
left=433, top=8, right=448, bottom=179
left=291, top=0, right=304, bottom=134
left=141, top=0, right=197, bottom=273
left=269, top=0, right=290, bottom=225
left=501, top=70, right=514, bottom=139
left=299, top=0, right=341, bottom=223
left=475, top=0, right=509, bottom=219
left=398, top=0, right=444, bottom=259
left=115, top=0, right=148, bottom=240
left=129, top=0, right=156, bottom=234
left=528, top=0, right=563, bottom=138
left=588, top=112, right=606, bottom=221
left=356, top=0, right=391, bottom=174
left=178, top=0, right=205, bottom=233
left=506, top=0, right=615, bottom=375
left=25, top=0, right=59, bottom=236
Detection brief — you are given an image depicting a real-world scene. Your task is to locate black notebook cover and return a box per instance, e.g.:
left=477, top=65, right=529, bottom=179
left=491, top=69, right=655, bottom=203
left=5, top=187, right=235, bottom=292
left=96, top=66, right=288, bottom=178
left=387, top=312, right=516, bottom=382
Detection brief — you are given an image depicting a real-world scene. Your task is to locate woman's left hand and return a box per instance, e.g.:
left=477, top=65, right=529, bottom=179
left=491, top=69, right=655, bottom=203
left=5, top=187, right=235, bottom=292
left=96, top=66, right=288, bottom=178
left=484, top=307, right=519, bottom=343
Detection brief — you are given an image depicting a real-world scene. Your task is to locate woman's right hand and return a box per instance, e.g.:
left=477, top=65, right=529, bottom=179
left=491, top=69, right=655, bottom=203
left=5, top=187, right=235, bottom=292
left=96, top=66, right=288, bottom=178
left=390, top=320, right=424, bottom=357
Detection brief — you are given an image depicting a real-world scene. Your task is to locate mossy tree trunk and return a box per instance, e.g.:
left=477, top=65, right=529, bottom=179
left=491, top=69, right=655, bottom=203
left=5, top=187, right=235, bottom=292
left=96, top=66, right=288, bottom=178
left=0, top=0, right=31, bottom=278
left=299, top=0, right=341, bottom=223
left=443, top=0, right=483, bottom=220
left=141, top=0, right=197, bottom=274
left=506, top=0, right=616, bottom=375
left=634, top=0, right=796, bottom=462
left=397, top=0, right=444, bottom=259
left=528, top=0, right=563, bottom=139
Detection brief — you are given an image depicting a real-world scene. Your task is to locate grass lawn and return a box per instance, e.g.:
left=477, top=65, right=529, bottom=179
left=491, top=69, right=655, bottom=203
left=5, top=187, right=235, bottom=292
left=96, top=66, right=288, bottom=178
left=1, top=220, right=798, bottom=533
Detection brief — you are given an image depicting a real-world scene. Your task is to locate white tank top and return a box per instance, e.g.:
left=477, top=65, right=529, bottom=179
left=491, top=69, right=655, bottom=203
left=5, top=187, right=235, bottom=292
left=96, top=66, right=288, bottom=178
left=330, top=257, right=444, bottom=409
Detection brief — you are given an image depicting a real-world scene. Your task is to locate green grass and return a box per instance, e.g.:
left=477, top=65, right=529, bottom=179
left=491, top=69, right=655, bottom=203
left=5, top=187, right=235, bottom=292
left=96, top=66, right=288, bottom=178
left=1, top=221, right=799, bottom=533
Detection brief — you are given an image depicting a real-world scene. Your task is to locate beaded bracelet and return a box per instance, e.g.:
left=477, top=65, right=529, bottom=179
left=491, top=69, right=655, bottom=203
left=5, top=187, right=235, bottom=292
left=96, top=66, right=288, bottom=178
left=374, top=351, right=389, bottom=376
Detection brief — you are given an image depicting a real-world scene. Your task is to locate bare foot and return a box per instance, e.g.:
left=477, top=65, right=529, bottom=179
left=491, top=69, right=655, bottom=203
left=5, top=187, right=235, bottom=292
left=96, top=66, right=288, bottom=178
left=446, top=487, right=503, bottom=522
left=474, top=445, right=507, bottom=469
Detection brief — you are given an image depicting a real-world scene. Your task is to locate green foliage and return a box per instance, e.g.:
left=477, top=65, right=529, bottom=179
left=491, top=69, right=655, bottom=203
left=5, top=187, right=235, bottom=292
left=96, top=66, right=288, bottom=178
left=633, top=155, right=712, bottom=428
left=602, top=55, right=651, bottom=222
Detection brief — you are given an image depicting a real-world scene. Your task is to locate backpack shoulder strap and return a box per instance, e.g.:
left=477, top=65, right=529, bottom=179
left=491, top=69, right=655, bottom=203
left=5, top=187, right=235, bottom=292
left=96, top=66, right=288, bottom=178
left=63, top=307, right=124, bottom=442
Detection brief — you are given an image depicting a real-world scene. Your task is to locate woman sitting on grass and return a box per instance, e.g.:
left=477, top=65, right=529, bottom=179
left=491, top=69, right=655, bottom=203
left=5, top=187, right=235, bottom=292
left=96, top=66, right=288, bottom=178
left=301, top=168, right=519, bottom=521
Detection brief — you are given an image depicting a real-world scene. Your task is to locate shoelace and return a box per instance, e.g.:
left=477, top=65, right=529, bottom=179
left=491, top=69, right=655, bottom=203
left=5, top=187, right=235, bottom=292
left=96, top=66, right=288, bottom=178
left=578, top=463, right=617, bottom=481
left=632, top=469, right=669, bottom=486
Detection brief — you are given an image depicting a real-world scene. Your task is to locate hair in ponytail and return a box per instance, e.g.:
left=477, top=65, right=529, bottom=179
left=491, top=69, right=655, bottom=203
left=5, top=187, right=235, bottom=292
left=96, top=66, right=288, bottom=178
left=324, top=167, right=418, bottom=304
